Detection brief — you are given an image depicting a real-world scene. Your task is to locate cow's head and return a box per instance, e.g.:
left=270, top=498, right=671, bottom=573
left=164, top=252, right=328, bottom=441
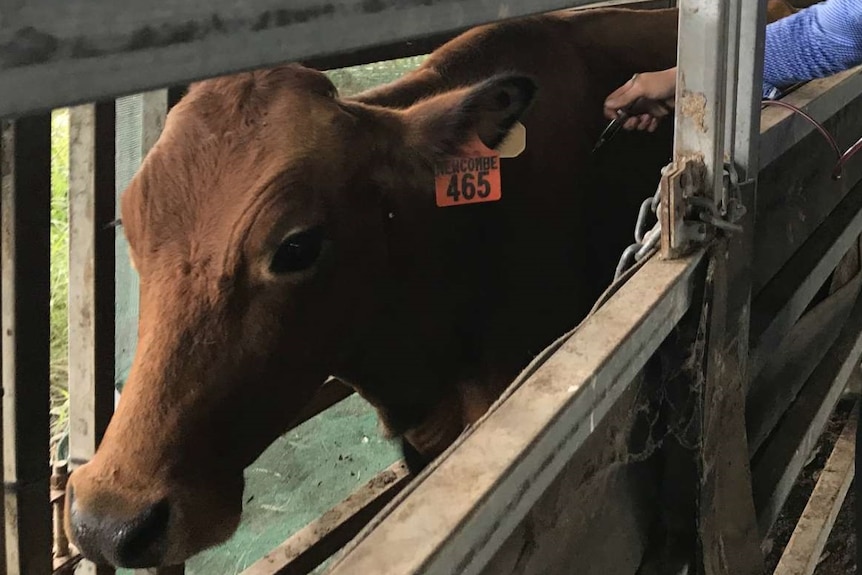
left=65, top=64, right=536, bottom=568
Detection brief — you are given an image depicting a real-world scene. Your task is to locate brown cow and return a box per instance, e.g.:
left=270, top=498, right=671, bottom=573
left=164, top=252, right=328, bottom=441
left=64, top=4, right=789, bottom=569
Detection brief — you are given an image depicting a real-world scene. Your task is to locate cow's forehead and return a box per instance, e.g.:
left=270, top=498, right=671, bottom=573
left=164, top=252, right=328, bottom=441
left=121, top=69, right=358, bottom=263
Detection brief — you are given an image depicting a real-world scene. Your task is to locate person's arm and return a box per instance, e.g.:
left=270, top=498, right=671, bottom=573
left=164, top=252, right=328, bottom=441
left=763, top=0, right=862, bottom=96
left=604, top=0, right=862, bottom=130
left=602, top=68, right=677, bottom=132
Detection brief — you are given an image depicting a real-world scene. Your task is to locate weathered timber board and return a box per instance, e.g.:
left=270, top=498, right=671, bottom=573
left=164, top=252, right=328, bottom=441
left=752, top=272, right=862, bottom=534
left=474, top=376, right=658, bottom=575
left=771, top=402, right=856, bottom=575
left=0, top=0, right=672, bottom=118
left=753, top=83, right=862, bottom=297
left=750, top=181, right=862, bottom=382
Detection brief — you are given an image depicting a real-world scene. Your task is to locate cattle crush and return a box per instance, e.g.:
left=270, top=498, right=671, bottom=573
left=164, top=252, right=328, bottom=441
left=0, top=0, right=860, bottom=574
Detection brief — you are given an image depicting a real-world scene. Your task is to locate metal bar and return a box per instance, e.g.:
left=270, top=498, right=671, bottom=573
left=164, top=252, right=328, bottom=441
left=67, top=102, right=117, bottom=575
left=326, top=252, right=704, bottom=575
left=748, top=270, right=859, bottom=458
left=242, top=462, right=410, bottom=575
left=674, top=0, right=766, bottom=573
left=727, top=0, right=767, bottom=181
left=771, top=401, right=856, bottom=575
left=672, top=0, right=728, bottom=197
left=751, top=285, right=862, bottom=534
left=3, top=0, right=619, bottom=118
left=0, top=115, right=53, bottom=574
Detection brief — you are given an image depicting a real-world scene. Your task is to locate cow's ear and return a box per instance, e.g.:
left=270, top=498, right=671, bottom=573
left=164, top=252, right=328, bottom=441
left=405, top=74, right=537, bottom=157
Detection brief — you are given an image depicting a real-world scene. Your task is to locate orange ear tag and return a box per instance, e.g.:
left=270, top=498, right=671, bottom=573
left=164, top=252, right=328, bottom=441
left=434, top=135, right=502, bottom=208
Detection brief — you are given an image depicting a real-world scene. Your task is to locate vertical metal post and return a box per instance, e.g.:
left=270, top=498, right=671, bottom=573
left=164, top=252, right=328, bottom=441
left=673, top=0, right=729, bottom=197
left=68, top=101, right=117, bottom=575
left=728, top=0, right=767, bottom=180
left=674, top=1, right=768, bottom=574
left=1, top=115, right=53, bottom=575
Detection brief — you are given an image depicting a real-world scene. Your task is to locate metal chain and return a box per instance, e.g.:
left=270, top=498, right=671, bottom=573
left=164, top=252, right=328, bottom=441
left=614, top=183, right=662, bottom=281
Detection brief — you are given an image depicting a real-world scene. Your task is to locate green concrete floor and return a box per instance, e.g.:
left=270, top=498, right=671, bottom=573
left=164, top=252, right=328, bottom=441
left=116, top=394, right=400, bottom=575
left=188, top=394, right=399, bottom=574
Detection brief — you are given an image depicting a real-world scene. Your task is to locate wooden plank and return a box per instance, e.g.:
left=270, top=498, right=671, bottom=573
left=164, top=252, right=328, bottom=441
left=68, top=102, right=116, bottom=468
left=304, top=0, right=674, bottom=72
left=771, top=402, right=856, bottom=575
left=242, top=462, right=410, bottom=575
left=325, top=253, right=703, bottom=575
left=2, top=0, right=625, bottom=118
left=750, top=179, right=862, bottom=382
left=751, top=282, right=862, bottom=534
left=748, top=266, right=861, bottom=456
left=0, top=115, right=8, bottom=575
left=0, top=115, right=53, bottom=574
left=753, top=74, right=862, bottom=297
left=67, top=102, right=117, bottom=575
left=759, top=68, right=862, bottom=170
left=472, top=372, right=661, bottom=575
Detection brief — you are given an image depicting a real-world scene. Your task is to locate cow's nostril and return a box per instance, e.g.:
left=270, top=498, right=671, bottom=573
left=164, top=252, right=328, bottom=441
left=116, top=499, right=171, bottom=568
left=70, top=494, right=170, bottom=568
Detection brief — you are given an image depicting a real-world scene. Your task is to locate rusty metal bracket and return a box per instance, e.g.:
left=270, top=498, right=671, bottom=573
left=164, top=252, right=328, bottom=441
left=659, top=158, right=709, bottom=259
left=660, top=157, right=749, bottom=260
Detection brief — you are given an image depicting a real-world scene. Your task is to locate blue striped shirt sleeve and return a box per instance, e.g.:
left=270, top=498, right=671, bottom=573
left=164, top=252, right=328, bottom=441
left=763, top=0, right=862, bottom=98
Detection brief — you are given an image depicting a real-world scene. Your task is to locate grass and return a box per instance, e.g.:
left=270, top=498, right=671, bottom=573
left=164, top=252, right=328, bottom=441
left=50, top=108, right=71, bottom=453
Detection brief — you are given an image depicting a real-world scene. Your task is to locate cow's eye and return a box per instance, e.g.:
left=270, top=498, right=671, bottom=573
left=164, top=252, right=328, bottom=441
left=270, top=226, right=324, bottom=274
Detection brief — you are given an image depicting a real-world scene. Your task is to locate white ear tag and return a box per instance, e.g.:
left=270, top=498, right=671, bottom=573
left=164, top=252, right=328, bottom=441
left=496, top=122, right=526, bottom=159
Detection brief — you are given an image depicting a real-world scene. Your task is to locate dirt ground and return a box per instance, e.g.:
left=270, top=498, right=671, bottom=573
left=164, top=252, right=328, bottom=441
left=763, top=397, right=857, bottom=575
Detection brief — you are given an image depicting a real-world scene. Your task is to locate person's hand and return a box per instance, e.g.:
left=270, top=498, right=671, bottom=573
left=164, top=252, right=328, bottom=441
left=603, top=68, right=678, bottom=132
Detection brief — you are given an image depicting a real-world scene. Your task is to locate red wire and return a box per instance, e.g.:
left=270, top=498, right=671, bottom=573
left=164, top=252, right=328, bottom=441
left=760, top=99, right=862, bottom=180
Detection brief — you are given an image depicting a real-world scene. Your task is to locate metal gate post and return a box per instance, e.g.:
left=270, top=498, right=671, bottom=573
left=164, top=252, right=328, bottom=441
left=673, top=1, right=767, bottom=574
